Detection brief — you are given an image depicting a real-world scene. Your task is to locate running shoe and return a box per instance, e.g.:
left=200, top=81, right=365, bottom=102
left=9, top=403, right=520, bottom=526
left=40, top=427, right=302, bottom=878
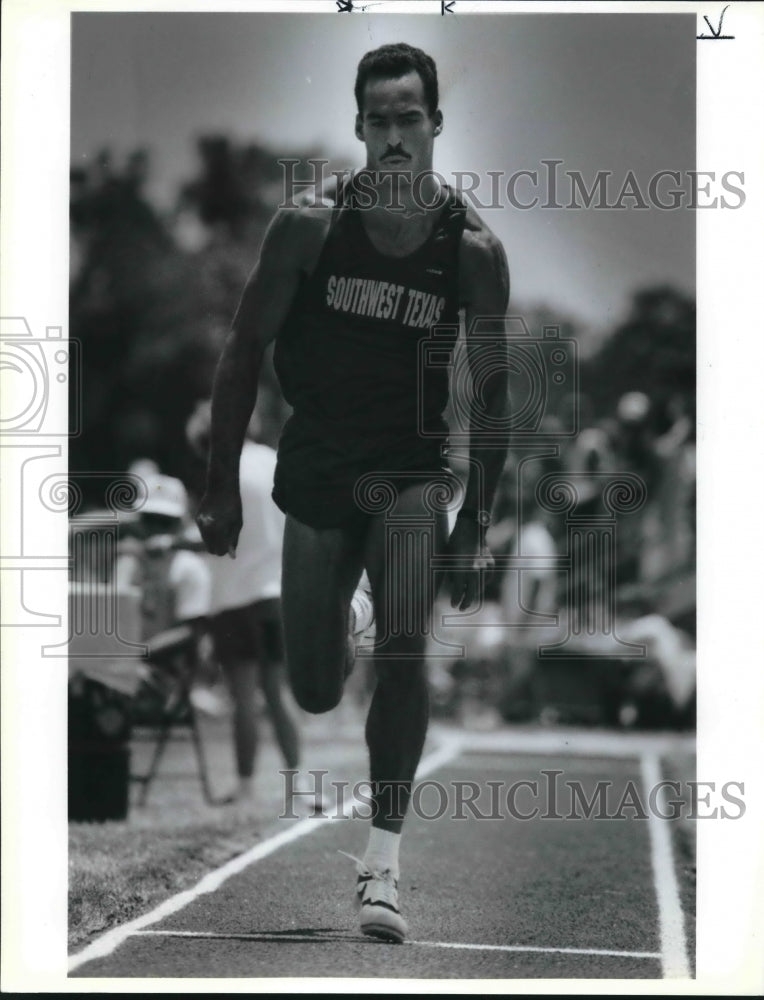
left=340, top=851, right=407, bottom=944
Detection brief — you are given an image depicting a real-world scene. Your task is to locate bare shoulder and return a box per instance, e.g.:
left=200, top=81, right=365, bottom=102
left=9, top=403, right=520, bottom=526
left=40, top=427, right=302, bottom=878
left=459, top=206, right=509, bottom=289
left=262, top=203, right=333, bottom=274
left=458, top=208, right=509, bottom=311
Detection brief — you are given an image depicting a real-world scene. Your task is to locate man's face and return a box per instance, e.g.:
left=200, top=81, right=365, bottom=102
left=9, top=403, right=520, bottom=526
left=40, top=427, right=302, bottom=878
left=355, top=71, right=442, bottom=181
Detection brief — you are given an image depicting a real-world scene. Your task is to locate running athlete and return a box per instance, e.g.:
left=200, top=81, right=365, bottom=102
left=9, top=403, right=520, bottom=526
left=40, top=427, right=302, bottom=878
left=197, top=43, right=511, bottom=944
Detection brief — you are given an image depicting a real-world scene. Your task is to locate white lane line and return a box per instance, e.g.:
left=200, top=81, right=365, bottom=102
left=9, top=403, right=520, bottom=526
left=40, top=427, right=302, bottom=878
left=408, top=940, right=660, bottom=960
left=640, top=753, right=691, bottom=979
left=437, top=724, right=695, bottom=760
left=133, top=929, right=661, bottom=961
left=68, top=737, right=464, bottom=974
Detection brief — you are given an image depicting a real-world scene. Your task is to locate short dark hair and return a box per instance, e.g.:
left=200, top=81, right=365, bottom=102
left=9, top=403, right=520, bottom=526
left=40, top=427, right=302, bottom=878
left=355, top=43, right=439, bottom=117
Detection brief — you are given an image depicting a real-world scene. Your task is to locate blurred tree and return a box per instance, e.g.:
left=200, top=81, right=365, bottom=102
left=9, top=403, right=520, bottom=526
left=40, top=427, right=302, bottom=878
left=177, top=134, right=338, bottom=244
left=582, top=285, right=695, bottom=423
left=178, top=137, right=273, bottom=244
left=70, top=150, right=218, bottom=494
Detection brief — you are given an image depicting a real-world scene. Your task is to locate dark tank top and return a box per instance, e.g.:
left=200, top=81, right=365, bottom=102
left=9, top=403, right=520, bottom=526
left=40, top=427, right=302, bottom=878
left=272, top=175, right=467, bottom=527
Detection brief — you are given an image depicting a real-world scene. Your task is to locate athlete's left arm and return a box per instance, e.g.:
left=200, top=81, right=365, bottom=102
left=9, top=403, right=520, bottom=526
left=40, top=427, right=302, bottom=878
left=446, top=222, right=511, bottom=611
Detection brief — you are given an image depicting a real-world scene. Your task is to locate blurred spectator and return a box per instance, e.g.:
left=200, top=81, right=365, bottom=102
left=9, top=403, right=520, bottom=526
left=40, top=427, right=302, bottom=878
left=618, top=614, right=696, bottom=728
left=564, top=422, right=617, bottom=479
left=604, top=391, right=659, bottom=587
left=486, top=459, right=559, bottom=628
left=500, top=514, right=558, bottom=629
left=482, top=461, right=518, bottom=602
left=116, top=472, right=211, bottom=646
left=118, top=458, right=162, bottom=547
left=612, top=391, right=658, bottom=479
left=598, top=390, right=696, bottom=592
left=186, top=400, right=305, bottom=808
left=642, top=393, right=695, bottom=582
left=472, top=462, right=558, bottom=723
left=556, top=417, right=619, bottom=619
left=128, top=457, right=160, bottom=480
left=500, top=508, right=558, bottom=722
left=113, top=472, right=213, bottom=768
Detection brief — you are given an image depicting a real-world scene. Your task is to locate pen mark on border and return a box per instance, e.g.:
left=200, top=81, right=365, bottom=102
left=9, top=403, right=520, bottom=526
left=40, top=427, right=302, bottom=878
left=335, top=0, right=385, bottom=11
left=697, top=5, right=734, bottom=40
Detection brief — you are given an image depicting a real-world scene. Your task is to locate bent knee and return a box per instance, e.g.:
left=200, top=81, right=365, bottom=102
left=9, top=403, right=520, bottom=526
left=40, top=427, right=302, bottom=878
left=292, top=682, right=343, bottom=715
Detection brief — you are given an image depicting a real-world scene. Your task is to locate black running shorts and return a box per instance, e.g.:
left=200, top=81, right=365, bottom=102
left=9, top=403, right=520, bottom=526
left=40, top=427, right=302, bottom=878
left=272, top=417, right=457, bottom=530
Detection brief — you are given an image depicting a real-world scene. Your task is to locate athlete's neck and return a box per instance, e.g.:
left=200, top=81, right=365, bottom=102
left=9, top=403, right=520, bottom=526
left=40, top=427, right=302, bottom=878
left=359, top=166, right=442, bottom=216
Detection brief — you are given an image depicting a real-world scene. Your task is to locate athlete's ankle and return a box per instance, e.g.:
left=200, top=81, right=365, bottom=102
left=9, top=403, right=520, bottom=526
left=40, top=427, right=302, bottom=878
left=363, top=825, right=401, bottom=878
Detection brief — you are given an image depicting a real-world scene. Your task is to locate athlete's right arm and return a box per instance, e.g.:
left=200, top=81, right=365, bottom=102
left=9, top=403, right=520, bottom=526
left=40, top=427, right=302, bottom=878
left=196, top=207, right=319, bottom=557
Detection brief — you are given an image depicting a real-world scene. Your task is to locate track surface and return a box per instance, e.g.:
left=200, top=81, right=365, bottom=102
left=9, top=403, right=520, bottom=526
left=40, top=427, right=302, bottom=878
left=69, top=727, right=695, bottom=983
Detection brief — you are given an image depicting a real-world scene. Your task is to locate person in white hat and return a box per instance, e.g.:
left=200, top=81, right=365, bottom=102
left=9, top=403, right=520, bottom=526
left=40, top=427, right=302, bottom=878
left=116, top=472, right=211, bottom=647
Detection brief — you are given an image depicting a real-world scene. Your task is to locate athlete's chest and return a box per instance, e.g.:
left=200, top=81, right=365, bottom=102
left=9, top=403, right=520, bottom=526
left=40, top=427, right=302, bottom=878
left=302, top=211, right=459, bottom=330
left=360, top=212, right=439, bottom=257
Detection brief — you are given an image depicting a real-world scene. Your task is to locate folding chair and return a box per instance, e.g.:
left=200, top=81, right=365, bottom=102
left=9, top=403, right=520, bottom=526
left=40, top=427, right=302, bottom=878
left=130, top=623, right=229, bottom=807
left=67, top=517, right=229, bottom=811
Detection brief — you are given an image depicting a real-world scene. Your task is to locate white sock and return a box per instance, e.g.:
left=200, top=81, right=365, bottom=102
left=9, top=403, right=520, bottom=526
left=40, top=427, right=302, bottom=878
left=362, top=826, right=401, bottom=878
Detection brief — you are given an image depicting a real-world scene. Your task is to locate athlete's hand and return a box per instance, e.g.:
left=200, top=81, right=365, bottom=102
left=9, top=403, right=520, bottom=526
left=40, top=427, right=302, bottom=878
left=195, top=488, right=243, bottom=558
left=444, top=518, right=495, bottom=611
